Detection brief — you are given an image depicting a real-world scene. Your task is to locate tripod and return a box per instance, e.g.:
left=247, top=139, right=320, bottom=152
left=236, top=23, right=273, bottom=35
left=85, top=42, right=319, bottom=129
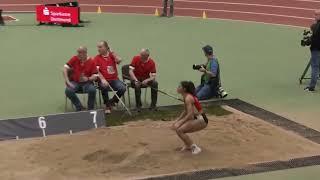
left=299, top=60, right=320, bottom=84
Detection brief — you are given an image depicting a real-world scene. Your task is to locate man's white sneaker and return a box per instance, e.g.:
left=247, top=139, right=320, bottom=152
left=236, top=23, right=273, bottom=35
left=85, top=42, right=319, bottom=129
left=191, top=144, right=202, bottom=155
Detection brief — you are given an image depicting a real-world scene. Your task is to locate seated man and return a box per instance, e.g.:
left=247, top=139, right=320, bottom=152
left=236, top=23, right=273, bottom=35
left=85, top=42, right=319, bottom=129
left=195, top=45, right=225, bottom=100
left=129, top=48, right=158, bottom=111
left=63, top=46, right=98, bottom=111
left=94, top=41, right=126, bottom=113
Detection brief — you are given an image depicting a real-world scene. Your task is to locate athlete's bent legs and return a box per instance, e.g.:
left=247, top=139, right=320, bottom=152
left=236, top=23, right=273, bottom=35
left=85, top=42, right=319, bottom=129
left=175, top=119, right=207, bottom=153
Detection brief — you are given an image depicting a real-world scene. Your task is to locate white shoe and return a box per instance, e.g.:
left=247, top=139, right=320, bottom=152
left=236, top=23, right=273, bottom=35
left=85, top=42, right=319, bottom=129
left=191, top=144, right=202, bottom=155
left=180, top=146, right=191, bottom=152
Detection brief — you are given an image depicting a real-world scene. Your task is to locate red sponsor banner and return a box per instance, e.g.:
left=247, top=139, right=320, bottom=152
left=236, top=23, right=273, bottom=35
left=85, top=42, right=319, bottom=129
left=36, top=5, right=79, bottom=25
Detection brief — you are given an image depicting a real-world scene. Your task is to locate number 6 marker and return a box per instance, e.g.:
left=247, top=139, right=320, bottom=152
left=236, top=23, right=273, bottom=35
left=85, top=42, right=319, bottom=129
left=38, top=116, right=47, bottom=137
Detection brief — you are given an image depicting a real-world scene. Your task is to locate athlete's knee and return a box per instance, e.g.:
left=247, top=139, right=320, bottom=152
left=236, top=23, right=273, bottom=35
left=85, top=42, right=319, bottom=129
left=176, top=127, right=185, bottom=134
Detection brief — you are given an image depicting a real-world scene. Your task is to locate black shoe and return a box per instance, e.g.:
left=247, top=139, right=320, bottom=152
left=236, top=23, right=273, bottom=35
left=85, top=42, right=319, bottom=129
left=136, top=106, right=142, bottom=113
left=304, top=87, right=315, bottom=92
left=75, top=105, right=85, bottom=112
left=106, top=99, right=116, bottom=107
left=149, top=105, right=158, bottom=111
left=160, top=13, right=167, bottom=17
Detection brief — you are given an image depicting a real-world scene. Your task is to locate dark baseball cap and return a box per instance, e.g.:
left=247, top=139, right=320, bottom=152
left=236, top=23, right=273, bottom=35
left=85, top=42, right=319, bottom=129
left=202, top=45, right=214, bottom=55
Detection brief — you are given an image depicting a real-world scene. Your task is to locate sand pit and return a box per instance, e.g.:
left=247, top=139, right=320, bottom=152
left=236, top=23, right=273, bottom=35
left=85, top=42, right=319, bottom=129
left=0, top=107, right=319, bottom=180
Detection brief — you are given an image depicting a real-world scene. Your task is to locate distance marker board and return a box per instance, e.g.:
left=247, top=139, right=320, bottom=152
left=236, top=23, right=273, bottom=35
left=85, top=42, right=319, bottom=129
left=0, top=110, right=105, bottom=141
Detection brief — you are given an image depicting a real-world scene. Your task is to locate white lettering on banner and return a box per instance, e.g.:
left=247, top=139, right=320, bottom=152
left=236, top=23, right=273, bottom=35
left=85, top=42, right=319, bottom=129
left=43, top=7, right=49, bottom=16
left=50, top=17, right=71, bottom=23
left=50, top=12, right=71, bottom=17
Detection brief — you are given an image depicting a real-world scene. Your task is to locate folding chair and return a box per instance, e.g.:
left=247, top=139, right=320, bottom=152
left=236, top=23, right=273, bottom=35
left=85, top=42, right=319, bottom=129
left=64, top=82, right=102, bottom=112
left=121, top=64, right=148, bottom=108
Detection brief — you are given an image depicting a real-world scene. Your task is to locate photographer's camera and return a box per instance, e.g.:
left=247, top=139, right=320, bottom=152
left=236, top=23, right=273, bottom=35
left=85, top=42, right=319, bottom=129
left=301, top=30, right=312, bottom=47
left=192, top=64, right=205, bottom=70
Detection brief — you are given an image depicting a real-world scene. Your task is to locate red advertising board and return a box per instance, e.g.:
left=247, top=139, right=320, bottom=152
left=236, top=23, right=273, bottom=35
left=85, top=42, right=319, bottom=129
left=36, top=5, right=79, bottom=25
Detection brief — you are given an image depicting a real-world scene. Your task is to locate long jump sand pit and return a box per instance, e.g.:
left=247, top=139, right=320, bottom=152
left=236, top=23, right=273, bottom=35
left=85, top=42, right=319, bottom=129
left=0, top=106, right=320, bottom=180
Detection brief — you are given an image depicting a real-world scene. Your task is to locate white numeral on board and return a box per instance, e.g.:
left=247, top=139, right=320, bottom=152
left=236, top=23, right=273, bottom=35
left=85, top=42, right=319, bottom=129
left=90, top=111, right=98, bottom=128
left=38, top=116, right=47, bottom=137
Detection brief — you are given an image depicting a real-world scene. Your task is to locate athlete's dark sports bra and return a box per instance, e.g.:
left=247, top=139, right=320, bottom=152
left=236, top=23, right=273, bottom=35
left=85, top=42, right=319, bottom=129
left=190, top=94, right=208, bottom=124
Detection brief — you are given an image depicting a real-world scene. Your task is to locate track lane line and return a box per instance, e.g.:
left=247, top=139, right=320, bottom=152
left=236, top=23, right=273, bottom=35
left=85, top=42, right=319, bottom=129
left=0, top=4, right=313, bottom=20
left=0, top=2, right=316, bottom=11
left=2, top=10, right=309, bottom=27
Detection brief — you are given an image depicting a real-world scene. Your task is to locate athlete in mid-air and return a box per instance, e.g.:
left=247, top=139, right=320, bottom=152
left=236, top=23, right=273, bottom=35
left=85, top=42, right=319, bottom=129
left=172, top=81, right=208, bottom=155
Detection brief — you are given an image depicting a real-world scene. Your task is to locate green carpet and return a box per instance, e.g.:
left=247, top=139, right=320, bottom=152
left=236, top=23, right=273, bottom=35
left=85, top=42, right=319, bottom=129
left=0, top=13, right=316, bottom=124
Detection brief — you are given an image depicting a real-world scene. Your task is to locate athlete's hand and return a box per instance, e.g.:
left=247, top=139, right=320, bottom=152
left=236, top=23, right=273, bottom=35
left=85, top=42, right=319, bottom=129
left=171, top=120, right=182, bottom=130
left=171, top=122, right=176, bottom=130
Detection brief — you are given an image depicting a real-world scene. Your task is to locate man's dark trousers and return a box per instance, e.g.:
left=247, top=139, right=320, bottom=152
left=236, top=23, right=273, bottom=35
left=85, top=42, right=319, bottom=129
left=0, top=9, right=4, bottom=25
left=309, top=50, right=320, bottom=88
left=65, top=81, right=96, bottom=111
left=131, top=80, right=158, bottom=108
left=162, top=0, right=174, bottom=16
left=100, top=79, right=126, bottom=106
left=309, top=21, right=320, bottom=89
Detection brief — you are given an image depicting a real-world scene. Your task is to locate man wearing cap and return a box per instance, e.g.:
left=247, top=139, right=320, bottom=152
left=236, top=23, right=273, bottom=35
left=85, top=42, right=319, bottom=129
left=195, top=45, right=221, bottom=100
left=129, top=49, right=158, bottom=111
left=63, top=46, right=98, bottom=111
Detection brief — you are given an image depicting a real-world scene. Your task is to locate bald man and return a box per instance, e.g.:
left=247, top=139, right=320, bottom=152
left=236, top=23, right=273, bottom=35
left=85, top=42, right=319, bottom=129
left=63, top=46, right=98, bottom=111
left=129, top=49, right=158, bottom=111
left=305, top=10, right=320, bottom=92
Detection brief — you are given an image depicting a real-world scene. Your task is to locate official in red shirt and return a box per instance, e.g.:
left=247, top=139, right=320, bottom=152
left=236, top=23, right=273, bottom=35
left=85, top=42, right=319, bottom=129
left=94, top=41, right=126, bottom=113
left=63, top=46, right=98, bottom=111
left=129, top=48, right=158, bottom=111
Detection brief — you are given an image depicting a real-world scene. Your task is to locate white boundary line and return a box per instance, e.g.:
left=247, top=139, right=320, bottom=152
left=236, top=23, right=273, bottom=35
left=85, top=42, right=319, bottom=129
left=113, top=11, right=308, bottom=28
left=2, top=4, right=311, bottom=20
left=2, top=15, right=19, bottom=21
left=174, top=0, right=316, bottom=11
left=83, top=4, right=315, bottom=20
left=2, top=11, right=308, bottom=28
left=175, top=0, right=320, bottom=4
left=293, top=0, right=320, bottom=2
left=0, top=1, right=317, bottom=11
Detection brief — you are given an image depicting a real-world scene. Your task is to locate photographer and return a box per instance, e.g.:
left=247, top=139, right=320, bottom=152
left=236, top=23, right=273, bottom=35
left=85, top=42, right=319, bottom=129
left=305, top=10, right=320, bottom=92
left=195, top=45, right=226, bottom=100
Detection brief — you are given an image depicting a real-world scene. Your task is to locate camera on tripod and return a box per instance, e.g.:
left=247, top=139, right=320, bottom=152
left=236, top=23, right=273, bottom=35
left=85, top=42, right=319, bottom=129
left=301, top=30, right=312, bottom=47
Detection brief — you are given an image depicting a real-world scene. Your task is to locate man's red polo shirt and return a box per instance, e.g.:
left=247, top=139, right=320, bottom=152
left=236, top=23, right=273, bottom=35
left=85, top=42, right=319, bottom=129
left=130, top=55, right=156, bottom=80
left=94, top=52, right=119, bottom=80
left=66, top=56, right=97, bottom=83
